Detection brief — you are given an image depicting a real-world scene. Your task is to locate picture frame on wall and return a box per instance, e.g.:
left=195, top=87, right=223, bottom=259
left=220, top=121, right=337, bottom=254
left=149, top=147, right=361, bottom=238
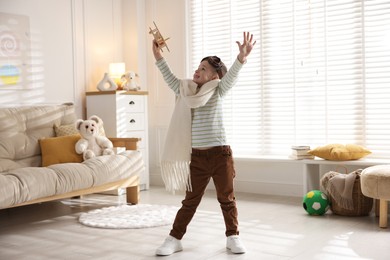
left=0, top=12, right=31, bottom=89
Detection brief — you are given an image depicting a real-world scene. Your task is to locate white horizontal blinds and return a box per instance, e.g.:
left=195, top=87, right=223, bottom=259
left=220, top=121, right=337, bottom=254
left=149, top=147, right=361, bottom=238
left=189, top=0, right=232, bottom=72
left=261, top=1, right=296, bottom=154
left=281, top=0, right=364, bottom=151
left=364, top=0, right=390, bottom=158
left=189, top=0, right=263, bottom=155
left=324, top=0, right=364, bottom=145
left=294, top=1, right=327, bottom=147
left=189, top=0, right=390, bottom=159
left=225, top=1, right=262, bottom=155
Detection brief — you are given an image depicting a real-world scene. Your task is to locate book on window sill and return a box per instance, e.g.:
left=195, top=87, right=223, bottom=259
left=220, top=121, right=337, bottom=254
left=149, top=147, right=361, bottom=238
left=291, top=149, right=311, bottom=156
left=291, top=145, right=311, bottom=150
left=289, top=154, right=315, bottom=160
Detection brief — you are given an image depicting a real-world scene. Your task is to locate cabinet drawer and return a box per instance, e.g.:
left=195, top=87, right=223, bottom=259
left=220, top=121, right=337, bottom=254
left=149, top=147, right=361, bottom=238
left=119, top=95, right=144, bottom=113
left=124, top=113, right=144, bottom=131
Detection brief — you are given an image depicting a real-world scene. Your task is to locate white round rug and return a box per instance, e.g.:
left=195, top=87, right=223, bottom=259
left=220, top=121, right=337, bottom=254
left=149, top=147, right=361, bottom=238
left=78, top=204, right=178, bottom=229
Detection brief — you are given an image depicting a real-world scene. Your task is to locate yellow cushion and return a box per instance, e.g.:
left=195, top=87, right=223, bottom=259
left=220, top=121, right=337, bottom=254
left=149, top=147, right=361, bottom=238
left=39, top=134, right=83, bottom=167
left=308, top=144, right=371, bottom=161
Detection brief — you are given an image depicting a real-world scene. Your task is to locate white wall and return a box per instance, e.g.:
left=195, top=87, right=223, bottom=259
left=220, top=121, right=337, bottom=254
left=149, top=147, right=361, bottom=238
left=1, top=0, right=351, bottom=197
left=0, top=0, right=75, bottom=107
left=0, top=0, right=125, bottom=117
left=143, top=0, right=189, bottom=192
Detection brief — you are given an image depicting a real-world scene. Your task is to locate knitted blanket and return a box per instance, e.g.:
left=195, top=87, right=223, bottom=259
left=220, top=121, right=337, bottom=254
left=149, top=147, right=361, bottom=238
left=320, top=169, right=362, bottom=210
left=161, top=79, right=219, bottom=193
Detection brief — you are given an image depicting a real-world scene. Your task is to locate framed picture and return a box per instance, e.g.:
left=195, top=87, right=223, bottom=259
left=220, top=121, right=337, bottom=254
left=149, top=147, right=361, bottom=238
left=0, top=12, right=31, bottom=89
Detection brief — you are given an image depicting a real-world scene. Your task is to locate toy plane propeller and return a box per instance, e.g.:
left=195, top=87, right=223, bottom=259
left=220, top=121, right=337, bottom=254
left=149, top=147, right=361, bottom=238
left=149, top=21, right=170, bottom=52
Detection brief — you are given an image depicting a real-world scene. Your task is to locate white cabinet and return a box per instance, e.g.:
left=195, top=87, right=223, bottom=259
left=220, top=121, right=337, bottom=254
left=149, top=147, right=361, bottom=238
left=86, top=90, right=149, bottom=190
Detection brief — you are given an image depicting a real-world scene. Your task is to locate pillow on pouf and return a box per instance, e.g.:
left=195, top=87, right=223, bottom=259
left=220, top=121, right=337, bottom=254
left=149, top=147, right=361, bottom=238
left=308, top=144, right=371, bottom=161
left=39, top=134, right=83, bottom=167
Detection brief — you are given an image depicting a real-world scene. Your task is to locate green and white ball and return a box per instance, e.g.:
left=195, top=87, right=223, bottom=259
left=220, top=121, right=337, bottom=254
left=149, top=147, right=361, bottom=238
left=303, top=190, right=330, bottom=215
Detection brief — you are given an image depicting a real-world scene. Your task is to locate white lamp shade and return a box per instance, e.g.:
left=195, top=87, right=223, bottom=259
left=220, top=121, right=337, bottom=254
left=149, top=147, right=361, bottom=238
left=109, top=63, right=125, bottom=79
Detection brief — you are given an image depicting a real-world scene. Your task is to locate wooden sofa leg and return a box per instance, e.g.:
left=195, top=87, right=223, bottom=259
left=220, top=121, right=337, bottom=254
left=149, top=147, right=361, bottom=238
left=126, top=186, right=139, bottom=205
left=379, top=199, right=388, bottom=228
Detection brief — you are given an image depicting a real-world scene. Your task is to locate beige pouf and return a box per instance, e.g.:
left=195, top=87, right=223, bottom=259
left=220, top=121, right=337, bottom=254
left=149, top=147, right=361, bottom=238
left=360, top=165, right=390, bottom=228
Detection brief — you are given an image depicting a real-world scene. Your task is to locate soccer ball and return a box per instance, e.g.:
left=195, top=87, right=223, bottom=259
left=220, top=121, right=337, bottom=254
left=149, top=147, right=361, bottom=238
left=303, top=190, right=330, bottom=215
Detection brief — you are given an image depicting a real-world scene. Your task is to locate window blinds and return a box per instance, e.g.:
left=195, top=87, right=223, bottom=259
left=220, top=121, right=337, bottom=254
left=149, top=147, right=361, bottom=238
left=188, top=0, right=390, bottom=159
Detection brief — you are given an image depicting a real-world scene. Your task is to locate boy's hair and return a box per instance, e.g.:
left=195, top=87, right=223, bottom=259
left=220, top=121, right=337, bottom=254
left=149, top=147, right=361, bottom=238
left=201, top=56, right=227, bottom=79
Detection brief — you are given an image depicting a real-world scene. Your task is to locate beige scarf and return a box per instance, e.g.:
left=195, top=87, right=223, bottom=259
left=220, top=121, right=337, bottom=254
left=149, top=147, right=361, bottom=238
left=161, top=79, right=219, bottom=193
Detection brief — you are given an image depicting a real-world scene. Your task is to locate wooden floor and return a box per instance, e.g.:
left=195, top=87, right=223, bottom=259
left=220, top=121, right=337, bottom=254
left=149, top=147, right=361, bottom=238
left=0, top=186, right=389, bottom=260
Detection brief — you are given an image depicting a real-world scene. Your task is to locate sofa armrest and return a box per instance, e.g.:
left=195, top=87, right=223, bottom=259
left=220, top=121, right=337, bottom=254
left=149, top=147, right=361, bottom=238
left=108, top=137, right=141, bottom=151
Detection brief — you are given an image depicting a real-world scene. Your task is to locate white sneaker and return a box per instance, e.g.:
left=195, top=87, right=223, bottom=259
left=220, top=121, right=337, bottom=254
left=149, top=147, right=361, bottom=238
left=155, top=235, right=183, bottom=256
left=226, top=235, right=246, bottom=254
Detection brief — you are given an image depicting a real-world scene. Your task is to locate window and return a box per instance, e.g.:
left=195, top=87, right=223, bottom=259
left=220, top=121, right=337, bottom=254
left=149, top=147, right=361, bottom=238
left=188, top=0, right=390, bottom=159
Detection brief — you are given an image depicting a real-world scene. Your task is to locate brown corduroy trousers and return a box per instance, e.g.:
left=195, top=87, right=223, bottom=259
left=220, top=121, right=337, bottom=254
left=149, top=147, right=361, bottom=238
left=169, top=145, right=239, bottom=240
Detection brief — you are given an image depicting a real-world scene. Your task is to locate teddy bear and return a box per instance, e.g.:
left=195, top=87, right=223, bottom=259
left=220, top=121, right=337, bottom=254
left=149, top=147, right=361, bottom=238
left=75, top=115, right=114, bottom=161
left=120, top=71, right=141, bottom=91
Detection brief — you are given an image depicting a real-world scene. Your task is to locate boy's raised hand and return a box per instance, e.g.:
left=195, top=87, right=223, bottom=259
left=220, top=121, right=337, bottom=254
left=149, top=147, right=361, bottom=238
left=152, top=39, right=163, bottom=61
left=236, top=32, right=256, bottom=64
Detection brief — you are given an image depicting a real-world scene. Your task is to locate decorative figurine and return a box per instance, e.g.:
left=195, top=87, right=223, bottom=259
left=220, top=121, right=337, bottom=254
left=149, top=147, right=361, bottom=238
left=97, top=72, right=117, bottom=91
left=121, top=71, right=140, bottom=91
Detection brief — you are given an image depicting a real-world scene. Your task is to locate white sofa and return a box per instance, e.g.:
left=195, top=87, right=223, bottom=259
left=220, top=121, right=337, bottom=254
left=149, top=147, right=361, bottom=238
left=0, top=103, right=144, bottom=209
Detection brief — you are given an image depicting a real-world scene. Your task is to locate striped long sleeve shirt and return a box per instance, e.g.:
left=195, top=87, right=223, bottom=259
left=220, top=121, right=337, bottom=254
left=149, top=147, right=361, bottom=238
left=156, top=58, right=244, bottom=148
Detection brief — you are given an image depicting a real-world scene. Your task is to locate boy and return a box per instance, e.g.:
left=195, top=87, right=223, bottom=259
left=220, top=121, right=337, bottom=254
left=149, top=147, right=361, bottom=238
left=153, top=32, right=256, bottom=256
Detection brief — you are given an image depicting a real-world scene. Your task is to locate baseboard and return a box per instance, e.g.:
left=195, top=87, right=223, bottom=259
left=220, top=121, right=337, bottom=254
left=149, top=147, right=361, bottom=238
left=149, top=173, right=302, bottom=197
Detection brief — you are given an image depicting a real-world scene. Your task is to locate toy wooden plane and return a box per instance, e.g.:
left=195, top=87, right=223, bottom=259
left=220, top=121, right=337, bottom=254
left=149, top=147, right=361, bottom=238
left=149, top=21, right=170, bottom=52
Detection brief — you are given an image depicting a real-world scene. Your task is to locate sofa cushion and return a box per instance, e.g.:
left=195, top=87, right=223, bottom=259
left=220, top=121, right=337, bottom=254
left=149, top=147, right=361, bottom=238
left=0, top=159, right=21, bottom=172
left=0, top=150, right=144, bottom=209
left=0, top=104, right=76, bottom=165
left=39, top=134, right=83, bottom=167
left=0, top=166, right=58, bottom=207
